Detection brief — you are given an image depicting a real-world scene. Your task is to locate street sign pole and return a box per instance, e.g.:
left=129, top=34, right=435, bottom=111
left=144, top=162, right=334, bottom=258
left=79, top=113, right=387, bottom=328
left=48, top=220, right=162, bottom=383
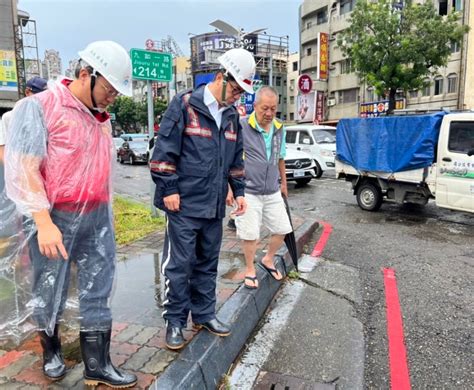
left=147, top=80, right=157, bottom=217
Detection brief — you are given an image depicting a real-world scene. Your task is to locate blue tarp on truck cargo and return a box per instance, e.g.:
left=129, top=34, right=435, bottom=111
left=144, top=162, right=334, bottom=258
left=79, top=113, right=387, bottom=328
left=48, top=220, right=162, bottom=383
left=336, top=112, right=446, bottom=173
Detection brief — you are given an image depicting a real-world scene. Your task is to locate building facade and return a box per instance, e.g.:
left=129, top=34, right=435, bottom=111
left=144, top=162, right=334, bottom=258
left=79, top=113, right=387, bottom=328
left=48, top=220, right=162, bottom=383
left=189, top=31, right=289, bottom=119
left=299, top=0, right=472, bottom=121
left=286, top=52, right=300, bottom=123
left=460, top=0, right=474, bottom=109
left=64, top=58, right=79, bottom=79
left=42, top=49, right=62, bottom=81
left=0, top=0, right=19, bottom=110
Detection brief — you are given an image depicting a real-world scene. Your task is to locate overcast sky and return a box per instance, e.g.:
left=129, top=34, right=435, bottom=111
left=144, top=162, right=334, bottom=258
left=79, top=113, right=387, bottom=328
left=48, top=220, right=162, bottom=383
left=18, top=0, right=302, bottom=69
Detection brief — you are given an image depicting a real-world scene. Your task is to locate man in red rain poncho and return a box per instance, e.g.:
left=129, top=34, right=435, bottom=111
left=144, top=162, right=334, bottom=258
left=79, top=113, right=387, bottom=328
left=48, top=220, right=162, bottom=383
left=4, top=41, right=137, bottom=388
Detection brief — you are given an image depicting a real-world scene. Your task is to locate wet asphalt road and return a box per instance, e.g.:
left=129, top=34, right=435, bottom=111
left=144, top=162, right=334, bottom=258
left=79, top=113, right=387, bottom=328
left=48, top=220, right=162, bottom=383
left=287, top=174, right=473, bottom=389
left=113, top=163, right=473, bottom=389
left=113, top=160, right=152, bottom=205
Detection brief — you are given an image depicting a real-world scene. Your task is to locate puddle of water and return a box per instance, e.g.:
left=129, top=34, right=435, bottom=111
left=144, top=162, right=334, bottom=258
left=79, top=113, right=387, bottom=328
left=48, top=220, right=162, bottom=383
left=111, top=253, right=162, bottom=326
left=219, top=254, right=246, bottom=282
left=111, top=252, right=247, bottom=325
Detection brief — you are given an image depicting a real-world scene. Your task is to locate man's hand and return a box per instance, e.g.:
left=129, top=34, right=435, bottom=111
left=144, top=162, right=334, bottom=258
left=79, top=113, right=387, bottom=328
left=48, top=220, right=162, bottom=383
left=234, top=196, right=247, bottom=216
left=164, top=193, right=180, bottom=212
left=226, top=185, right=235, bottom=206
left=37, top=222, right=68, bottom=260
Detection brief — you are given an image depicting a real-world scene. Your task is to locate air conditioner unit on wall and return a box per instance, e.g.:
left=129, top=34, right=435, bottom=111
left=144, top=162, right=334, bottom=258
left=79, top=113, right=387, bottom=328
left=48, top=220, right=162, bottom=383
left=327, top=98, right=336, bottom=107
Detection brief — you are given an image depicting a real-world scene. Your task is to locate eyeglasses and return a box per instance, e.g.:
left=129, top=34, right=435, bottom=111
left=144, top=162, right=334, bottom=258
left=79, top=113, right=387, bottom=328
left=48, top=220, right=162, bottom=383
left=227, top=81, right=245, bottom=97
left=97, top=78, right=120, bottom=98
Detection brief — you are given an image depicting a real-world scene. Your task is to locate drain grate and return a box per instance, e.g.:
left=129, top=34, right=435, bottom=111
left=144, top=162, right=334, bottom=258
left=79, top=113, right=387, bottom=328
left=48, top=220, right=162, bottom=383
left=253, top=371, right=336, bottom=390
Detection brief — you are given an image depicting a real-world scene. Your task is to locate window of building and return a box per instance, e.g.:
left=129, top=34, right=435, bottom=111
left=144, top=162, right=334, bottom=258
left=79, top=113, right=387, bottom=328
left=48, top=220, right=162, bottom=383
left=450, top=41, right=460, bottom=53
left=260, top=75, right=269, bottom=85
left=338, top=88, right=358, bottom=104
left=290, top=79, right=295, bottom=89
left=409, top=90, right=419, bottom=99
left=306, top=21, right=312, bottom=30
left=340, top=59, right=353, bottom=74
left=284, top=79, right=287, bottom=87
left=447, top=74, right=458, bottom=93
left=439, top=0, right=448, bottom=15
left=452, top=0, right=462, bottom=11
left=283, top=97, right=287, bottom=104
left=292, top=61, right=298, bottom=71
left=290, top=112, right=294, bottom=121
left=290, top=96, right=295, bottom=104
left=316, top=7, right=328, bottom=24
left=366, top=87, right=375, bottom=102
left=434, top=77, right=444, bottom=95
left=422, top=80, right=431, bottom=96
left=340, top=0, right=355, bottom=15
left=306, top=47, right=312, bottom=56
left=279, top=94, right=282, bottom=104
left=276, top=77, right=282, bottom=86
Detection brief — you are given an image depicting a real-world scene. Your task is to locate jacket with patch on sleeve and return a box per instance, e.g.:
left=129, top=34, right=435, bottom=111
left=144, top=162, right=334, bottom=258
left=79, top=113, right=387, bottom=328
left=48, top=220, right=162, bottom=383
left=150, top=85, right=245, bottom=219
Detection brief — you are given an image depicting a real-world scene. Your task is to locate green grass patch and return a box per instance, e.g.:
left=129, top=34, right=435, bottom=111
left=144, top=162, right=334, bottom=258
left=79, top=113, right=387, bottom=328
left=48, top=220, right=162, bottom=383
left=113, top=196, right=165, bottom=245
left=287, top=270, right=301, bottom=280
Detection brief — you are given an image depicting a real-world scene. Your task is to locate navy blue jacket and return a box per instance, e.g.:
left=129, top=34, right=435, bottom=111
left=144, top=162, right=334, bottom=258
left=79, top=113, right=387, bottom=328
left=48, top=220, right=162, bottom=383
left=150, top=85, right=245, bottom=219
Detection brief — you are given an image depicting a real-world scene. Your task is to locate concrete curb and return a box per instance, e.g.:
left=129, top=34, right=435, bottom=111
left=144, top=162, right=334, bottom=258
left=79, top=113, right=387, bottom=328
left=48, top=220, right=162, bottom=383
left=150, top=219, right=319, bottom=390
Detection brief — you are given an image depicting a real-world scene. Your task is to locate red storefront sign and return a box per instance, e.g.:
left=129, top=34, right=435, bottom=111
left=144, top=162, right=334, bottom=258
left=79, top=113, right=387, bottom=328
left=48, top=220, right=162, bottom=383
left=298, top=74, right=313, bottom=94
left=318, top=33, right=329, bottom=80
left=314, top=91, right=325, bottom=124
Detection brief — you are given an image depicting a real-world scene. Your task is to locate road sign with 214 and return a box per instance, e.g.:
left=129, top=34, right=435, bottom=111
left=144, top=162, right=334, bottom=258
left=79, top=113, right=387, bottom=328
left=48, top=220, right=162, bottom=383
left=130, top=48, right=172, bottom=82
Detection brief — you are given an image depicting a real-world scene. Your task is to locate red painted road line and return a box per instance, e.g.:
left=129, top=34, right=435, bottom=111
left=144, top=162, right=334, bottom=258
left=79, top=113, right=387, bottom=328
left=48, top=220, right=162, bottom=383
left=310, top=221, right=333, bottom=257
left=383, top=268, right=411, bottom=390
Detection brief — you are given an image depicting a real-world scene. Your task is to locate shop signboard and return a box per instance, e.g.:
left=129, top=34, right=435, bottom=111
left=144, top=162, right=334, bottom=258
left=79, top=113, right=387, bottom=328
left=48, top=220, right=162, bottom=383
left=0, top=50, right=18, bottom=92
left=297, top=91, right=316, bottom=122
left=190, top=33, right=237, bottom=71
left=359, top=99, right=406, bottom=117
left=317, top=33, right=329, bottom=80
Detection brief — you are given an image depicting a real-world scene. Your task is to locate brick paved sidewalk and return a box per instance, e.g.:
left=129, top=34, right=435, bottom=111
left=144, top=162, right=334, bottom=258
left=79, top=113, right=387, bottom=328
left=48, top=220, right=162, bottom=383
left=0, top=215, right=303, bottom=389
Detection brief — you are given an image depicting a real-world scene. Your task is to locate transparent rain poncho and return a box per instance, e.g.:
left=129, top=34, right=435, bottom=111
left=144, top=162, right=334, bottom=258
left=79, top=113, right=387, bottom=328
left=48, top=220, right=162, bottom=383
left=1, top=80, right=117, bottom=342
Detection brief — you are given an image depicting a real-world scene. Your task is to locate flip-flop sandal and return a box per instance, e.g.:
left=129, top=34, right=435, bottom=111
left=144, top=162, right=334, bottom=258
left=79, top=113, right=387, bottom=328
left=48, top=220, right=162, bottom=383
left=260, top=263, right=283, bottom=281
left=244, top=275, right=258, bottom=289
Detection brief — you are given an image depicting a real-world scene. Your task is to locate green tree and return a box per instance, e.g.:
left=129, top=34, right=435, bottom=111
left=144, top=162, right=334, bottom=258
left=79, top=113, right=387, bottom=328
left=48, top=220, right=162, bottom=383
left=109, top=96, right=139, bottom=132
left=110, top=96, right=169, bottom=132
left=337, top=0, right=469, bottom=113
left=135, top=98, right=168, bottom=130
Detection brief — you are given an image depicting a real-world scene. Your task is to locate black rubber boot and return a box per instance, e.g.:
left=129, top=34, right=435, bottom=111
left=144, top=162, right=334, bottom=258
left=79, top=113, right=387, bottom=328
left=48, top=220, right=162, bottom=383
left=38, top=325, right=67, bottom=380
left=80, top=329, right=137, bottom=388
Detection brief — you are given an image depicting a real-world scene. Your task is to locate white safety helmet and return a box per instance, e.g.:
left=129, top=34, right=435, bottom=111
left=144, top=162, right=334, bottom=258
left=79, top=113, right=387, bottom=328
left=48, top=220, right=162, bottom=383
left=78, top=40, right=132, bottom=96
left=218, top=48, right=256, bottom=94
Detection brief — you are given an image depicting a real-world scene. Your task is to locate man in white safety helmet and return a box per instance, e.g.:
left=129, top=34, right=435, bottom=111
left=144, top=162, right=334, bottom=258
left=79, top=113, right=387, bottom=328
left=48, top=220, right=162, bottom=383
left=150, top=48, right=256, bottom=350
left=4, top=41, right=136, bottom=388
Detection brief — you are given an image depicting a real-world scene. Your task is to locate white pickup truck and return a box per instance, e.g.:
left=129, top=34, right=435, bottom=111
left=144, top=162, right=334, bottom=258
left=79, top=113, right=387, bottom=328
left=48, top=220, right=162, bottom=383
left=336, top=112, right=474, bottom=212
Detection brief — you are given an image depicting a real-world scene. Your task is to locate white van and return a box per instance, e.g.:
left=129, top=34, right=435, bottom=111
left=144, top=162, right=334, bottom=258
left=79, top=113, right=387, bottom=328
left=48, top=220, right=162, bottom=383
left=285, top=124, right=337, bottom=178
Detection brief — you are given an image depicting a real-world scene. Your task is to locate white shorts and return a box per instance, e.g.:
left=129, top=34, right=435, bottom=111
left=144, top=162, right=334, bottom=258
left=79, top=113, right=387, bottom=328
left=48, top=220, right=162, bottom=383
left=236, top=192, right=293, bottom=241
